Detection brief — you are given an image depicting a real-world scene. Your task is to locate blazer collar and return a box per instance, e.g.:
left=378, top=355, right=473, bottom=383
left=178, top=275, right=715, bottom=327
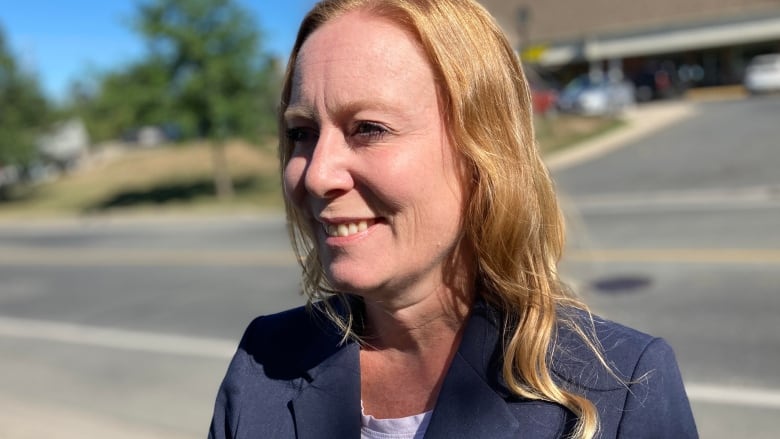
left=290, top=299, right=569, bottom=439
left=289, top=299, right=362, bottom=439
left=291, top=341, right=362, bottom=439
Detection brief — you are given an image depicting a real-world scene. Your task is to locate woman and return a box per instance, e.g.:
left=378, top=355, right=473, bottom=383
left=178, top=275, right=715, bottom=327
left=210, top=1, right=698, bottom=438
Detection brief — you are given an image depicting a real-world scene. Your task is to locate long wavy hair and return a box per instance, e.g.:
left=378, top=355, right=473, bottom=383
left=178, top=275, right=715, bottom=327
left=278, top=1, right=603, bottom=438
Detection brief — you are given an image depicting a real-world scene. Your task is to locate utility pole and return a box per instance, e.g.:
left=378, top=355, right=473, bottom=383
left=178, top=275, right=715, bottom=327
left=515, top=6, right=531, bottom=53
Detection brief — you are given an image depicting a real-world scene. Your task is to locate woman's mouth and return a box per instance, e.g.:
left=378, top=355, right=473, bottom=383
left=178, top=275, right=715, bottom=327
left=322, top=219, right=378, bottom=238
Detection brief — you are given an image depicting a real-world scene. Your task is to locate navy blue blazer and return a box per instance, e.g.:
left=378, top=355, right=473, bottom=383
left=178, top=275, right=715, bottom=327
left=209, top=300, right=697, bottom=438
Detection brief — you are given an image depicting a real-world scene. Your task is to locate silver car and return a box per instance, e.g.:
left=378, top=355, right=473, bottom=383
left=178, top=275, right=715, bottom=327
left=557, top=73, right=635, bottom=116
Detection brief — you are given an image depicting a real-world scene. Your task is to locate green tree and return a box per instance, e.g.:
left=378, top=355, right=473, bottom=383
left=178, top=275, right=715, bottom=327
left=132, top=0, right=279, bottom=199
left=70, top=59, right=173, bottom=142
left=0, top=25, right=50, bottom=168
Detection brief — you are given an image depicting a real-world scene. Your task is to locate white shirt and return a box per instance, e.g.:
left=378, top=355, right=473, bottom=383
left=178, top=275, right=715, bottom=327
left=360, top=405, right=433, bottom=439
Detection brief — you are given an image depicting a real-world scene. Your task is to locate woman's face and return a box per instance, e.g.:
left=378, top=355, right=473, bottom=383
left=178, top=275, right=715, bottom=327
left=283, top=11, right=468, bottom=305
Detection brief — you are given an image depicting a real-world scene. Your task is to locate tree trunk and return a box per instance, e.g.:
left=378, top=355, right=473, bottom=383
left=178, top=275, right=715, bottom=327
left=210, top=140, right=234, bottom=200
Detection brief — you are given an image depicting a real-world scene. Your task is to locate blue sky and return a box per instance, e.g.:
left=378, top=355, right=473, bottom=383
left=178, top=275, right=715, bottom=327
left=0, top=0, right=318, bottom=101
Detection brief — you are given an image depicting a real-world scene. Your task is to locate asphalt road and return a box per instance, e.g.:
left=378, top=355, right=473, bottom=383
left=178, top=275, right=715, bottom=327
left=554, top=95, right=780, bottom=438
left=0, top=217, right=301, bottom=438
left=0, top=95, right=778, bottom=438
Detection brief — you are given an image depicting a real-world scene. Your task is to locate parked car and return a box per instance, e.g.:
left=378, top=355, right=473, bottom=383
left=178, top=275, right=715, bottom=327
left=632, top=62, right=685, bottom=101
left=524, top=66, right=559, bottom=116
left=557, top=73, right=635, bottom=116
left=744, top=53, right=780, bottom=94
left=530, top=83, right=559, bottom=116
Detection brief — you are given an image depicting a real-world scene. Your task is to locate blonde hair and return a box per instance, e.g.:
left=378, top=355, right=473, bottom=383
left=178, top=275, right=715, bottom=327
left=279, top=1, right=602, bottom=438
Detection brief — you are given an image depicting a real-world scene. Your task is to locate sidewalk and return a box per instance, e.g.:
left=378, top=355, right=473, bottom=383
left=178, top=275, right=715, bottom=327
left=545, top=100, right=698, bottom=172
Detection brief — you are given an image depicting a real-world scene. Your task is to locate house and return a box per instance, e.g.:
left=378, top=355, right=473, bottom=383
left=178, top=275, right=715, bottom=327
left=37, top=118, right=90, bottom=170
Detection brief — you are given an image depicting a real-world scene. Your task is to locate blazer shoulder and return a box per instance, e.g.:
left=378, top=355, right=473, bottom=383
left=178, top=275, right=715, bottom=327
left=549, top=309, right=697, bottom=436
left=236, top=302, right=346, bottom=379
left=210, top=305, right=345, bottom=439
left=209, top=305, right=348, bottom=439
left=551, top=308, right=663, bottom=391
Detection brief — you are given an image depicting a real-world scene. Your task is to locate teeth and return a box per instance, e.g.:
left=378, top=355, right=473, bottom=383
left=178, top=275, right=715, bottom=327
left=324, top=220, right=372, bottom=237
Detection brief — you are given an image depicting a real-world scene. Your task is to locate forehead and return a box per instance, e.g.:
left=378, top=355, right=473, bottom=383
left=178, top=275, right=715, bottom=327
left=290, top=11, right=435, bottom=106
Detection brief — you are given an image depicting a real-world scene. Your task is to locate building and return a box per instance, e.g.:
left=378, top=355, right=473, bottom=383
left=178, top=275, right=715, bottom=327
left=37, top=118, right=90, bottom=169
left=479, top=0, right=780, bottom=90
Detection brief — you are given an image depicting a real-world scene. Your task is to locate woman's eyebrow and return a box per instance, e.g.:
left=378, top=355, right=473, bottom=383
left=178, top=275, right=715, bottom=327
left=336, top=99, right=396, bottom=115
left=329, top=100, right=406, bottom=124
left=283, top=104, right=317, bottom=123
left=285, top=99, right=400, bottom=124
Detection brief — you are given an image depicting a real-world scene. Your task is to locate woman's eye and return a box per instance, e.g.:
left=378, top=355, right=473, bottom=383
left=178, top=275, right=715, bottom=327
left=285, top=127, right=318, bottom=147
left=353, top=122, right=388, bottom=141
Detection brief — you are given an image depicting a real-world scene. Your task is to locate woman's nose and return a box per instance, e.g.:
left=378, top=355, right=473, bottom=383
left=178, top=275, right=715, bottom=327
left=304, top=129, right=354, bottom=199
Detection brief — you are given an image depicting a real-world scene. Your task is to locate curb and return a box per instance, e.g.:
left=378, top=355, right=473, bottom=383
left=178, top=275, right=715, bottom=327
left=545, top=101, right=698, bottom=172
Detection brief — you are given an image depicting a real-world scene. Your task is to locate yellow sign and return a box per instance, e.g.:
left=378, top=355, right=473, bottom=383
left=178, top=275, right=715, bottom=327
left=521, top=45, right=548, bottom=62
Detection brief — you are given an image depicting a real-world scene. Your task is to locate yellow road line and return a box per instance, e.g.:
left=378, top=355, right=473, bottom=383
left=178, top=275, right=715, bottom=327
left=1, top=247, right=779, bottom=266
left=0, top=247, right=298, bottom=267
left=566, top=248, right=780, bottom=264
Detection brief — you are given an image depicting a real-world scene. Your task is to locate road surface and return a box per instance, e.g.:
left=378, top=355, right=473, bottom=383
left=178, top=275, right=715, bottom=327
left=1, top=95, right=778, bottom=437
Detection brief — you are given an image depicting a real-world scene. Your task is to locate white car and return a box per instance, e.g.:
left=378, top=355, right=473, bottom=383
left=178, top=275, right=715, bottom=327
left=744, top=54, right=780, bottom=94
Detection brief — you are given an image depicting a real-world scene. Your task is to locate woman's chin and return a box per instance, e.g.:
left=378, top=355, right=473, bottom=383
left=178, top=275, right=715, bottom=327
left=324, top=269, right=382, bottom=297
left=327, top=278, right=376, bottom=296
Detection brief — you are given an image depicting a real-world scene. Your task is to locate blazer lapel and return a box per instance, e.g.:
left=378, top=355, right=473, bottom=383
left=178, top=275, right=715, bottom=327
left=424, top=300, right=569, bottom=439
left=291, top=341, right=362, bottom=439
left=424, top=350, right=521, bottom=439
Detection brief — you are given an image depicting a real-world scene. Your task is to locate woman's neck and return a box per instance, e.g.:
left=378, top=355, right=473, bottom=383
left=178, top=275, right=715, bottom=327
left=360, top=287, right=472, bottom=352
left=357, top=285, right=474, bottom=419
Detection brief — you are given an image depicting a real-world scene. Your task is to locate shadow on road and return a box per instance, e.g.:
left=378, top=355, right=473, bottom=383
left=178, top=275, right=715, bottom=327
left=84, top=174, right=278, bottom=213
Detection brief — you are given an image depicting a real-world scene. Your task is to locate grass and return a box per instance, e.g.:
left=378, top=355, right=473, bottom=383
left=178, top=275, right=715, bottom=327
left=0, top=140, right=282, bottom=219
left=0, top=115, right=625, bottom=219
left=535, top=114, right=625, bottom=154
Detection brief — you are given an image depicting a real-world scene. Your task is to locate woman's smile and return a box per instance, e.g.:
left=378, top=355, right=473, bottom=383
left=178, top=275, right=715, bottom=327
left=318, top=217, right=380, bottom=240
